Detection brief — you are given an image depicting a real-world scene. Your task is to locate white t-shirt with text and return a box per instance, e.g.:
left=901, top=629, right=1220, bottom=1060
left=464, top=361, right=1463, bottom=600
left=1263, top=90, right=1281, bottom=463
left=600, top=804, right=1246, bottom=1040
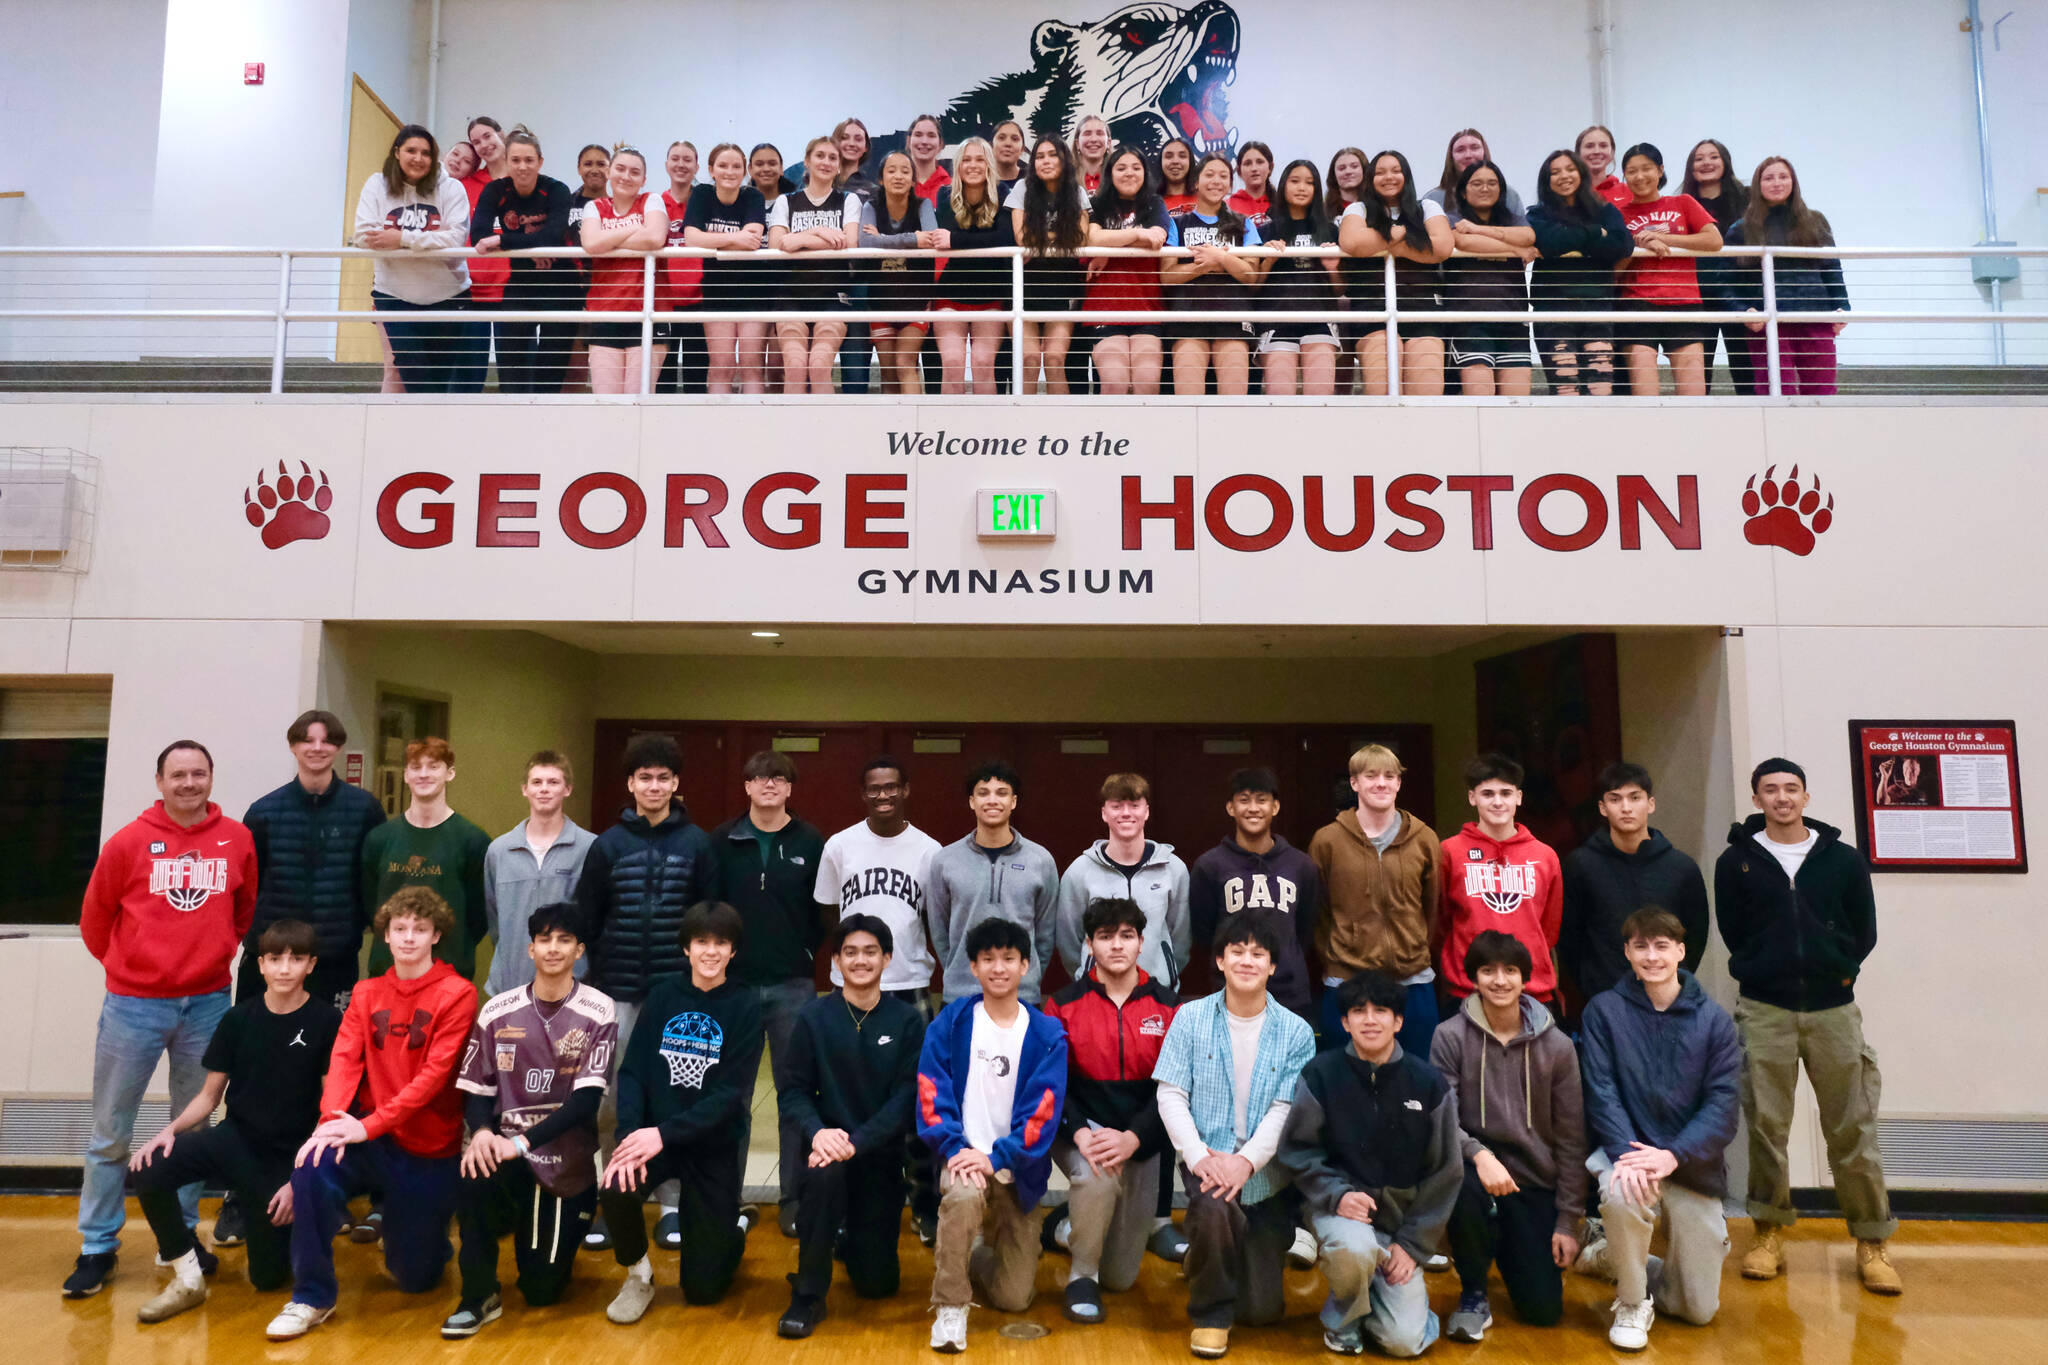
left=814, top=821, right=941, bottom=990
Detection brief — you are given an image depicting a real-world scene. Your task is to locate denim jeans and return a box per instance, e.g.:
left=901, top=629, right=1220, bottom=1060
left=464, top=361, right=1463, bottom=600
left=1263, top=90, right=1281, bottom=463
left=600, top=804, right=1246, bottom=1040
left=738, top=978, right=816, bottom=1203
left=290, top=1138, right=459, bottom=1309
left=79, top=989, right=229, bottom=1254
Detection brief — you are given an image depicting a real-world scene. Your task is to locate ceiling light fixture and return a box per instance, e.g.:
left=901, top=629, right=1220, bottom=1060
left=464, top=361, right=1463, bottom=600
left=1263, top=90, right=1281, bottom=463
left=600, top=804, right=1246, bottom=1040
left=750, top=630, right=781, bottom=638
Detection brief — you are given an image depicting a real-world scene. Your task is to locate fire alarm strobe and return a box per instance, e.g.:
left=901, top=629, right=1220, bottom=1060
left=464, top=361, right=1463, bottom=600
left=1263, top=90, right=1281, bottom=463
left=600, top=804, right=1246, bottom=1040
left=244, top=62, right=265, bottom=85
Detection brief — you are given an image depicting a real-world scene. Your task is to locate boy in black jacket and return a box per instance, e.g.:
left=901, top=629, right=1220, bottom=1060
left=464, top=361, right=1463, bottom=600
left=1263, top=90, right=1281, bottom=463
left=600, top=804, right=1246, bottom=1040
left=709, top=748, right=828, bottom=1239
left=1715, top=758, right=1899, bottom=1295
left=1560, top=762, right=1709, bottom=1000
left=599, top=901, right=763, bottom=1322
left=1278, top=970, right=1460, bottom=1358
left=775, top=913, right=925, bottom=1339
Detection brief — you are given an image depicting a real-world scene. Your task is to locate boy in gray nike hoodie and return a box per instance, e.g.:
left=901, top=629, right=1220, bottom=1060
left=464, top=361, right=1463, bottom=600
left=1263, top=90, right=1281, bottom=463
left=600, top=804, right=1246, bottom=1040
left=1054, top=773, right=1191, bottom=991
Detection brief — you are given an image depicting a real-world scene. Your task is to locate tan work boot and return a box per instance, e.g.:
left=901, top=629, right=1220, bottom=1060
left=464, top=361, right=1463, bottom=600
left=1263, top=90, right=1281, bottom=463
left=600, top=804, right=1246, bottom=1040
left=1857, top=1239, right=1904, bottom=1295
left=1190, top=1326, right=1230, bottom=1358
left=1740, top=1225, right=1784, bottom=1280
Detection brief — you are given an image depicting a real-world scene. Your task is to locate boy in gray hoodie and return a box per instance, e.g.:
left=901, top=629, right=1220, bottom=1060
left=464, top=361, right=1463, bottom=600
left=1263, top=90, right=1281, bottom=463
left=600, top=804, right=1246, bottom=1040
left=1055, top=772, right=1191, bottom=991
left=926, top=761, right=1060, bottom=1003
left=1428, top=930, right=1586, bottom=1343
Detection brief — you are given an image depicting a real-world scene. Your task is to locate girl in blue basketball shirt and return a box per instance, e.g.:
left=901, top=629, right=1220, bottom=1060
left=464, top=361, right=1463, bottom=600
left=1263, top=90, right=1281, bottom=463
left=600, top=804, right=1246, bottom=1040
left=1082, top=145, right=1173, bottom=396
left=1444, top=159, right=1537, bottom=395
left=1254, top=159, right=1342, bottom=396
left=1164, top=153, right=1261, bottom=396
left=861, top=151, right=940, bottom=394
left=1338, top=149, right=1453, bottom=395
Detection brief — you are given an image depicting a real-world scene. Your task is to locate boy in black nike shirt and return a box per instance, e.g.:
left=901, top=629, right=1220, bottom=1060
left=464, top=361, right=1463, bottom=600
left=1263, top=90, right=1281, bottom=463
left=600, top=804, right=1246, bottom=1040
left=600, top=901, right=764, bottom=1322
left=129, top=920, right=341, bottom=1324
left=776, top=913, right=926, bottom=1338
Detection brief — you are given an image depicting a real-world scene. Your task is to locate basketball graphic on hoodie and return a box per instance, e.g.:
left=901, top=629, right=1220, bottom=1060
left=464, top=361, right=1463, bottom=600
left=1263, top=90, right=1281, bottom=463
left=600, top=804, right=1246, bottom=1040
left=1437, top=821, right=1563, bottom=1002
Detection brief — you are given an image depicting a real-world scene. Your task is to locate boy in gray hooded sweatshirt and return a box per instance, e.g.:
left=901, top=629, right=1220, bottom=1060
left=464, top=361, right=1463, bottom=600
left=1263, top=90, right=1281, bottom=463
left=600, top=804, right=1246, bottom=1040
left=1055, top=772, right=1192, bottom=991
left=926, top=761, right=1060, bottom=1003
left=1429, top=930, right=1587, bottom=1343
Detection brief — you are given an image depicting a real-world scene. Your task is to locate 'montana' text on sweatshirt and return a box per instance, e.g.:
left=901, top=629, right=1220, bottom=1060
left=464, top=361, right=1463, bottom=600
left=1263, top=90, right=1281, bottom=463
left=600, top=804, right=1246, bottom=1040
left=1714, top=815, right=1877, bottom=1013
left=1427, top=993, right=1588, bottom=1234
left=917, top=992, right=1068, bottom=1211
left=1055, top=840, right=1192, bottom=991
left=1560, top=827, right=1709, bottom=1000
left=1042, top=966, right=1178, bottom=1158
left=779, top=989, right=925, bottom=1155
left=1436, top=823, right=1563, bottom=1000
left=242, top=775, right=387, bottom=975
left=319, top=959, right=477, bottom=1158
left=362, top=811, right=492, bottom=980
left=1578, top=970, right=1741, bottom=1198
left=577, top=799, right=718, bottom=1004
left=709, top=813, right=827, bottom=987
left=81, top=801, right=258, bottom=998
left=1310, top=808, right=1442, bottom=981
left=351, top=172, right=473, bottom=303
left=1189, top=835, right=1321, bottom=1017
left=615, top=975, right=764, bottom=1151
left=1278, top=1042, right=1463, bottom=1262
left=926, top=830, right=1061, bottom=1002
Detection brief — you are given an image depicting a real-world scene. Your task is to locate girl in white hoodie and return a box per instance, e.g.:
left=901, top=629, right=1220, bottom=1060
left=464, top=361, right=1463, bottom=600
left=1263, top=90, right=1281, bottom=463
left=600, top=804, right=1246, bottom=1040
left=352, top=124, right=479, bottom=393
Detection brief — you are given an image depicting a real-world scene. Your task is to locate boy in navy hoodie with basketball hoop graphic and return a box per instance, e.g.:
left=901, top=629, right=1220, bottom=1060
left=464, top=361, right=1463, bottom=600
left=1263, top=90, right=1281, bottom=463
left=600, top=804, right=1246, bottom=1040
left=1436, top=755, right=1564, bottom=1007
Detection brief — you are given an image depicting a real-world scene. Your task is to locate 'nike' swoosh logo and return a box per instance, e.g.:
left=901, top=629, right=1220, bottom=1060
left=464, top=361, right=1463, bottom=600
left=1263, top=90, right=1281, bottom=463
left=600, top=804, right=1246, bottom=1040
left=217, top=840, right=233, bottom=846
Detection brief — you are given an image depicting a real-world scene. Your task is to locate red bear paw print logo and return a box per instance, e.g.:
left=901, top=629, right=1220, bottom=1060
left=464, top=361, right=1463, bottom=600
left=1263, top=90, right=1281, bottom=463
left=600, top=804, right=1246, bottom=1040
left=245, top=461, right=334, bottom=549
left=1741, top=464, right=1833, bottom=557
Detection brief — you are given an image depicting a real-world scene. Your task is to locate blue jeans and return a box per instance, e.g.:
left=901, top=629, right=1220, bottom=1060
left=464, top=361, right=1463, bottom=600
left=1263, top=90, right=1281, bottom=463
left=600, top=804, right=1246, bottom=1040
left=1318, top=979, right=1439, bottom=1060
left=737, top=978, right=816, bottom=1204
left=80, top=990, right=229, bottom=1254
left=290, top=1138, right=458, bottom=1308
left=1312, top=1214, right=1442, bottom=1356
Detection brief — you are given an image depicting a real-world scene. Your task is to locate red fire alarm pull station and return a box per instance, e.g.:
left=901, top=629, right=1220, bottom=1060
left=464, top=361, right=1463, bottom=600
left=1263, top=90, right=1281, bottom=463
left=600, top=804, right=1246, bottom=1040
left=244, top=62, right=265, bottom=85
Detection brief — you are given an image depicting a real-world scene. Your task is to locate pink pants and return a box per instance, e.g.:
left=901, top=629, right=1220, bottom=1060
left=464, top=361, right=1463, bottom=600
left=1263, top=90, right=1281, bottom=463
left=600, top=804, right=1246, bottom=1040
left=1749, top=322, right=1838, bottom=396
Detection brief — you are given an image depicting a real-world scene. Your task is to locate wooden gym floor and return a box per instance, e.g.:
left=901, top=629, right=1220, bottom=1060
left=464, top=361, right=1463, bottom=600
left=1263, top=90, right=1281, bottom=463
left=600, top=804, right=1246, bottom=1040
left=14, top=1192, right=2046, bottom=1365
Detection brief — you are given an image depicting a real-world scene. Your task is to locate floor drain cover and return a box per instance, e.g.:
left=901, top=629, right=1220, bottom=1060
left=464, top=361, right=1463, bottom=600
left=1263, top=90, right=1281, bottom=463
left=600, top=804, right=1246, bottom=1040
left=998, top=1322, right=1051, bottom=1340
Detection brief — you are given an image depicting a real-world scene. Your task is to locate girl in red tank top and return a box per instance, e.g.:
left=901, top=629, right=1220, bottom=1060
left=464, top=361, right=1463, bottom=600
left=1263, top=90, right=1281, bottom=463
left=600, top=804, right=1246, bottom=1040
left=579, top=148, right=667, bottom=393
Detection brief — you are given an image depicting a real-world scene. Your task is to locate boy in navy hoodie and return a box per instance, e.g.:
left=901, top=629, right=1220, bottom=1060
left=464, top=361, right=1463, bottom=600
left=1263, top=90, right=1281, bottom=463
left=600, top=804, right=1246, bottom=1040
left=1189, top=768, right=1321, bottom=1018
left=917, top=918, right=1068, bottom=1353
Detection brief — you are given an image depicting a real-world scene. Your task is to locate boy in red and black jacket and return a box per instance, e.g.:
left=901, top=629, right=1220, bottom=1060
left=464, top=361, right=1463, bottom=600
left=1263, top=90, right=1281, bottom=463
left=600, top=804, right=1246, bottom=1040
left=268, top=887, right=477, bottom=1342
left=1041, top=897, right=1178, bottom=1325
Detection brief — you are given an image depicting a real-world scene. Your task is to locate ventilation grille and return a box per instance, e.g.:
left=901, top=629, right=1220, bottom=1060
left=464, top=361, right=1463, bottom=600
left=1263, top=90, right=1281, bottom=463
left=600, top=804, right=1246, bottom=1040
left=1, top=1097, right=174, bottom=1161
left=1876, top=1117, right=2048, bottom=1189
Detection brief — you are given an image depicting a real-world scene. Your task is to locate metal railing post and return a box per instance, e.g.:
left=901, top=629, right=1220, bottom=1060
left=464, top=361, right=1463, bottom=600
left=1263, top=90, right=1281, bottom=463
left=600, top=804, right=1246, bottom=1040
left=1762, top=248, right=1782, bottom=397
left=1383, top=254, right=1401, bottom=398
left=1011, top=251, right=1026, bottom=394
left=639, top=255, right=657, bottom=395
left=270, top=252, right=292, bottom=395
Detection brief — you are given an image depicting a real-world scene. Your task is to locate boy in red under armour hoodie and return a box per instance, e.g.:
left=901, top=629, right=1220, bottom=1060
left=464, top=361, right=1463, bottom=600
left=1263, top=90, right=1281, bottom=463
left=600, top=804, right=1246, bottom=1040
left=269, top=887, right=477, bottom=1341
left=1436, top=755, right=1564, bottom=1005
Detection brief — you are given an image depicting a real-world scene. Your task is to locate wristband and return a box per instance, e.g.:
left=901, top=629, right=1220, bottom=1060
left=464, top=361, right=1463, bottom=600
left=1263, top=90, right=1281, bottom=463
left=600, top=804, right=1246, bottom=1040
left=513, top=1134, right=531, bottom=1157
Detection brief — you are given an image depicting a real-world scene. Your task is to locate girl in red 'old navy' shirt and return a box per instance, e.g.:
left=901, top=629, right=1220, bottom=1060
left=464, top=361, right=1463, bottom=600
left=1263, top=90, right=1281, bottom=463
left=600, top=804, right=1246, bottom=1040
left=1615, top=142, right=1723, bottom=397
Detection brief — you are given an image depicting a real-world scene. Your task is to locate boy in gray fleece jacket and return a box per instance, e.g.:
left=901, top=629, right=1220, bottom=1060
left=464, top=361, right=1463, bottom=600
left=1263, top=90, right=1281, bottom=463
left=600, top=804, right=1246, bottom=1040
left=926, top=761, right=1060, bottom=1002
left=1055, top=772, right=1191, bottom=991
left=1429, top=930, right=1587, bottom=1343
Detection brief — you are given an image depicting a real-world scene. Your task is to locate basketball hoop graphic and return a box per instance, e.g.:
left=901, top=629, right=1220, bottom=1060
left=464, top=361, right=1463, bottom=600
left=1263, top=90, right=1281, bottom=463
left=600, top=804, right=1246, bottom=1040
left=659, top=1012, right=724, bottom=1089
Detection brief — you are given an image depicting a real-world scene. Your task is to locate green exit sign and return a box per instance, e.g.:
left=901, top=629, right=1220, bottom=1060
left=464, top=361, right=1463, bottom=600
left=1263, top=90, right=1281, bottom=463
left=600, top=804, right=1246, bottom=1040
left=975, top=489, right=1057, bottom=540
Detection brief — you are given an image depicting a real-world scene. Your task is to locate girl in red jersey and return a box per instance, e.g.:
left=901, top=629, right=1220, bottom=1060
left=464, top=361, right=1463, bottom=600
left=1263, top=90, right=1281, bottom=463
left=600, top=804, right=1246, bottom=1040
left=862, top=151, right=940, bottom=393
left=1158, top=138, right=1196, bottom=212
left=1164, top=153, right=1260, bottom=396
left=1008, top=136, right=1092, bottom=394
left=687, top=143, right=770, bottom=393
left=1255, top=159, right=1343, bottom=396
left=1338, top=149, right=1454, bottom=395
left=1071, top=114, right=1111, bottom=195
left=907, top=114, right=952, bottom=201
left=1615, top=142, right=1723, bottom=396
left=1227, top=141, right=1274, bottom=234
left=1083, top=145, right=1172, bottom=395
left=1576, top=124, right=1630, bottom=208
left=452, top=118, right=507, bottom=393
left=769, top=137, right=862, bottom=394
left=932, top=138, right=1013, bottom=394
left=579, top=148, right=668, bottom=394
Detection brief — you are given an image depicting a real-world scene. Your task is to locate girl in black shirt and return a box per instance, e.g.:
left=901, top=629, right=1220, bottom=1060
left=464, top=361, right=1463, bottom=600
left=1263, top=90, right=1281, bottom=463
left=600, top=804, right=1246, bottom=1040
left=991, top=121, right=1027, bottom=198
left=1680, top=138, right=1755, bottom=394
left=1255, top=159, right=1343, bottom=396
left=1526, top=150, right=1632, bottom=396
left=1008, top=137, right=1091, bottom=394
left=1164, top=153, right=1261, bottom=396
left=933, top=137, right=1013, bottom=394
left=861, top=151, right=939, bottom=394
left=686, top=143, right=770, bottom=393
left=1337, top=149, right=1454, bottom=395
left=470, top=130, right=578, bottom=393
left=1444, top=159, right=1537, bottom=396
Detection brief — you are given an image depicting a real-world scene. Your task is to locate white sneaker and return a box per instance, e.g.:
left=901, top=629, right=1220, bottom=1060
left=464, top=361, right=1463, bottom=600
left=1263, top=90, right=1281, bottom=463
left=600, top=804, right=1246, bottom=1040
left=1608, top=1298, right=1655, bottom=1352
left=265, top=1301, right=334, bottom=1340
left=1423, top=1252, right=1451, bottom=1273
left=930, top=1304, right=969, bottom=1352
left=607, top=1270, right=656, bottom=1324
left=1287, top=1227, right=1319, bottom=1270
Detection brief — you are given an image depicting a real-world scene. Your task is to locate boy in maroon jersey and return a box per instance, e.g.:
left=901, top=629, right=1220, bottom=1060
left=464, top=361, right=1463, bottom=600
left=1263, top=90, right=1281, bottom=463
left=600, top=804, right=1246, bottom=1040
left=443, top=902, right=618, bottom=1337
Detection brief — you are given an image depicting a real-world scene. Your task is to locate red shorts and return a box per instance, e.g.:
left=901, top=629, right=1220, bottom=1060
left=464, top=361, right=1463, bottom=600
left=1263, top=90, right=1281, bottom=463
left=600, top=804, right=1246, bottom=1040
left=933, top=299, right=1002, bottom=313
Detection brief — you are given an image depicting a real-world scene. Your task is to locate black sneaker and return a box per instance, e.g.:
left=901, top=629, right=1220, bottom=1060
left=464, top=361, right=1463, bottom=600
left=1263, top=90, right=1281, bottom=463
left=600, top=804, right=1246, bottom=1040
left=777, top=1291, right=827, bottom=1339
left=62, top=1252, right=117, bottom=1299
left=440, top=1293, right=503, bottom=1339
left=1040, top=1202, right=1070, bottom=1253
left=211, top=1196, right=247, bottom=1247
left=778, top=1201, right=800, bottom=1238
left=583, top=1211, right=613, bottom=1252
left=915, top=1209, right=938, bottom=1248
left=349, top=1209, right=382, bottom=1245
left=737, top=1205, right=761, bottom=1236
left=1062, top=1275, right=1105, bottom=1324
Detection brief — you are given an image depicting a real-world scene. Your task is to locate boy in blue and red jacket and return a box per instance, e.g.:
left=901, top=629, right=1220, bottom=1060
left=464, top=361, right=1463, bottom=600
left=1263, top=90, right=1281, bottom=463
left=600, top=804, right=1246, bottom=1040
left=917, top=918, right=1068, bottom=1353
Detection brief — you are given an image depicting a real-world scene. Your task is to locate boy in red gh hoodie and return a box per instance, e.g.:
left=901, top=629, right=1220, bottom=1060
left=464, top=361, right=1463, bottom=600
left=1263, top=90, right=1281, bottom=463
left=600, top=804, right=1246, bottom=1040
left=1436, top=755, right=1564, bottom=1003
left=272, top=886, right=477, bottom=1339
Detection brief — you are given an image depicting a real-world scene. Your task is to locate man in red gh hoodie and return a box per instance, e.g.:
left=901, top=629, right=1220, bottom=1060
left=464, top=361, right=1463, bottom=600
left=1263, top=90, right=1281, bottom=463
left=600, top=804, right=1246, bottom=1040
left=67, top=740, right=258, bottom=1299
left=1436, top=755, right=1564, bottom=1004
left=268, top=886, right=477, bottom=1340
